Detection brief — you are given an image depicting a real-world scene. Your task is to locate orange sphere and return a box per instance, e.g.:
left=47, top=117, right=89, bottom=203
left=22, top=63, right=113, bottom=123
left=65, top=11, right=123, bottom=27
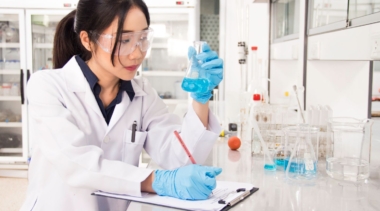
left=228, top=136, right=241, bottom=150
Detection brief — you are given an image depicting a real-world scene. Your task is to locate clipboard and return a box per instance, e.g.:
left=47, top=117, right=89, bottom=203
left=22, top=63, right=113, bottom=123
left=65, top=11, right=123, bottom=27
left=219, top=187, right=259, bottom=211
left=92, top=181, right=259, bottom=211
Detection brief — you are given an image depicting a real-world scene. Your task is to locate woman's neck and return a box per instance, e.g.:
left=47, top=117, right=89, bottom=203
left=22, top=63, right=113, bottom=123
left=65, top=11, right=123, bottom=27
left=87, top=59, right=120, bottom=108
left=87, top=59, right=119, bottom=92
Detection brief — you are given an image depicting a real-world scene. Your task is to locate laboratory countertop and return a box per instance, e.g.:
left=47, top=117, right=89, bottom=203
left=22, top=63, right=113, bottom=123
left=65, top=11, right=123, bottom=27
left=128, top=134, right=380, bottom=211
left=128, top=121, right=380, bottom=211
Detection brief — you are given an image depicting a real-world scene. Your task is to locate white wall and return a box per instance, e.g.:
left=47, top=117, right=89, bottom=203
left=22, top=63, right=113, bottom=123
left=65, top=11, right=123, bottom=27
left=269, top=60, right=299, bottom=104
left=306, top=21, right=380, bottom=119
left=374, top=61, right=380, bottom=96
left=308, top=22, right=380, bottom=61
left=307, top=61, right=370, bottom=119
left=270, top=40, right=304, bottom=106
left=373, top=61, right=380, bottom=112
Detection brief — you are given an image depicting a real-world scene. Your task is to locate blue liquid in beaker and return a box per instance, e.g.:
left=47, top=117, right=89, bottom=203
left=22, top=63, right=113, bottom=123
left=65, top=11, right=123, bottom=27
left=284, top=158, right=317, bottom=175
left=181, top=77, right=209, bottom=94
left=275, top=158, right=286, bottom=166
left=264, top=164, right=277, bottom=171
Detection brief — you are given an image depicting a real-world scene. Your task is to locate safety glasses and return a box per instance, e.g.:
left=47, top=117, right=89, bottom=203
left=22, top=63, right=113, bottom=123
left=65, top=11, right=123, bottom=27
left=93, top=28, right=154, bottom=56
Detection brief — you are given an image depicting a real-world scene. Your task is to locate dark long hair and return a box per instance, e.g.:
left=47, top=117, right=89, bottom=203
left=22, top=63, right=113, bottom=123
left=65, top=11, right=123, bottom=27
left=53, top=0, right=150, bottom=69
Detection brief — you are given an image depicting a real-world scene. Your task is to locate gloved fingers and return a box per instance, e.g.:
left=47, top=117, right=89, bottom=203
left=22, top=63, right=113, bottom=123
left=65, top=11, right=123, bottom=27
left=201, top=42, right=211, bottom=52
left=202, top=167, right=222, bottom=190
left=203, top=166, right=223, bottom=177
left=208, top=74, right=223, bottom=88
left=177, top=189, right=192, bottom=200
left=206, top=67, right=223, bottom=75
left=191, top=184, right=212, bottom=200
left=205, top=167, right=222, bottom=177
left=203, top=175, right=217, bottom=190
left=213, top=167, right=223, bottom=176
left=201, top=59, right=223, bottom=70
left=196, top=51, right=218, bottom=62
left=191, top=92, right=212, bottom=104
left=188, top=46, right=197, bottom=59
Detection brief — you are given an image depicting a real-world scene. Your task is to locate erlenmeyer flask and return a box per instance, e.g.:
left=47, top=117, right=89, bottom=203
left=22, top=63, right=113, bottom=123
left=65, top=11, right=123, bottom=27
left=284, top=124, right=319, bottom=183
left=181, top=41, right=210, bottom=94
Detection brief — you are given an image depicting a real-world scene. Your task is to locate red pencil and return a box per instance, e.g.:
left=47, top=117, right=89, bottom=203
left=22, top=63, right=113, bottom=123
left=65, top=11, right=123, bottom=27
left=173, top=130, right=196, bottom=164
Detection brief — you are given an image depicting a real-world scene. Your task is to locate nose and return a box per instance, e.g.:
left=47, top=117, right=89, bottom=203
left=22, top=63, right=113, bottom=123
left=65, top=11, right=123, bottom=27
left=128, top=42, right=143, bottom=60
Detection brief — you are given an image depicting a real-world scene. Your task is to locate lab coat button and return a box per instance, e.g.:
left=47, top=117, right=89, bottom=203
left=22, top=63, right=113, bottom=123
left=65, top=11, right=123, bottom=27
left=103, top=136, right=110, bottom=143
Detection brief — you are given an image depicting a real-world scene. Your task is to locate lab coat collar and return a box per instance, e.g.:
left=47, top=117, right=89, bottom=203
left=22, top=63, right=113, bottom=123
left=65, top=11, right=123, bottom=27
left=75, top=55, right=136, bottom=101
left=106, top=79, right=147, bottom=133
left=63, top=56, right=146, bottom=97
left=63, top=56, right=147, bottom=131
left=63, top=56, right=87, bottom=93
left=130, top=79, right=147, bottom=97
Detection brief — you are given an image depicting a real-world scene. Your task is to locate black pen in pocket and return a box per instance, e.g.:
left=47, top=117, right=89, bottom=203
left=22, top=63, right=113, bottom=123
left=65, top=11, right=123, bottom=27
left=131, top=121, right=137, bottom=143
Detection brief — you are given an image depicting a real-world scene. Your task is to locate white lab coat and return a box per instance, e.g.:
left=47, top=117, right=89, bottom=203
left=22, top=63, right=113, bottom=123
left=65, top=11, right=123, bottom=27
left=21, top=56, right=221, bottom=211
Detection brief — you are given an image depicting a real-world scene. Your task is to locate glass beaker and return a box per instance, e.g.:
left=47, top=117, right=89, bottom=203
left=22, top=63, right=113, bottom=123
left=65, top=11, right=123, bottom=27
left=284, top=124, right=319, bottom=182
left=181, top=41, right=210, bottom=94
left=326, top=118, right=373, bottom=182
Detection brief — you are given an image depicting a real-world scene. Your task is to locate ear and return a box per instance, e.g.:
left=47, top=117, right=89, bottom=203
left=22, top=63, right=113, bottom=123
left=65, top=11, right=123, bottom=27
left=79, top=31, right=93, bottom=52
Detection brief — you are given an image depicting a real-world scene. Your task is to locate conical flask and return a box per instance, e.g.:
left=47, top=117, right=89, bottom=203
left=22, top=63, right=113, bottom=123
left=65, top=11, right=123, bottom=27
left=284, top=124, right=319, bottom=183
left=181, top=41, right=210, bottom=94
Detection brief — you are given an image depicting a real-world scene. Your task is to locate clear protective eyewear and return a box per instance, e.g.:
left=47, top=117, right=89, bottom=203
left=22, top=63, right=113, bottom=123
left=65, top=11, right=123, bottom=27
left=94, top=28, right=154, bottom=56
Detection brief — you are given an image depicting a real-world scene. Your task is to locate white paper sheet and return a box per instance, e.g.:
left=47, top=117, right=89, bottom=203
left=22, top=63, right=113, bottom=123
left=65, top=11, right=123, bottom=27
left=93, top=181, right=255, bottom=211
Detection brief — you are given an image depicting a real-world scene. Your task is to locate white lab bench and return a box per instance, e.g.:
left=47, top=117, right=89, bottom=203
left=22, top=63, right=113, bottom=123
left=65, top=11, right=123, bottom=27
left=126, top=120, right=380, bottom=211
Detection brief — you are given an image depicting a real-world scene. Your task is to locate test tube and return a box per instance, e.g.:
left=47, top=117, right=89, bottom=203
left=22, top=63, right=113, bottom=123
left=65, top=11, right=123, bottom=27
left=213, top=88, right=219, bottom=119
left=250, top=112, right=276, bottom=170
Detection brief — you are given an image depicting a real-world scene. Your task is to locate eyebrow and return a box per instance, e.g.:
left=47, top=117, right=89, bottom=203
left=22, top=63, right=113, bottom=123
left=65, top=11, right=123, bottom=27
left=122, top=27, right=149, bottom=33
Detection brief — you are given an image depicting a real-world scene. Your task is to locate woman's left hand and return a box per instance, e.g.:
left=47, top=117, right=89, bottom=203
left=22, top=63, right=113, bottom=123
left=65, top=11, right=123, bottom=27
left=188, top=43, right=224, bottom=104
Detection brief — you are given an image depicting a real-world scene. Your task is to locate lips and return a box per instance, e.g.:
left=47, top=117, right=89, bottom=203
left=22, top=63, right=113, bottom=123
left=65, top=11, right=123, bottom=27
left=125, top=65, right=139, bottom=71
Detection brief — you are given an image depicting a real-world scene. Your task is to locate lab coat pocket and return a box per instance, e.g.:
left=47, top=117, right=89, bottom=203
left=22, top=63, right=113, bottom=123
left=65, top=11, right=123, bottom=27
left=122, top=130, right=147, bottom=166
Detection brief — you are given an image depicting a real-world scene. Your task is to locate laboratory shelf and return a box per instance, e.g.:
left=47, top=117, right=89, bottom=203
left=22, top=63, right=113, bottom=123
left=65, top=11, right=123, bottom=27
left=34, top=43, right=53, bottom=49
left=142, top=70, right=185, bottom=77
left=0, top=96, right=20, bottom=101
left=0, top=148, right=22, bottom=153
left=0, top=122, right=22, bottom=127
left=32, top=25, right=56, bottom=34
left=163, top=99, right=188, bottom=104
left=0, top=70, right=20, bottom=75
left=0, top=43, right=20, bottom=48
left=0, top=15, right=19, bottom=22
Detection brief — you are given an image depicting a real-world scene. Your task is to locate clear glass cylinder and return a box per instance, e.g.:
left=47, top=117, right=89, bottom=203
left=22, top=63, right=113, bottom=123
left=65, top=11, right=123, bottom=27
left=181, top=41, right=210, bottom=94
left=326, top=118, right=373, bottom=182
left=284, top=124, right=319, bottom=183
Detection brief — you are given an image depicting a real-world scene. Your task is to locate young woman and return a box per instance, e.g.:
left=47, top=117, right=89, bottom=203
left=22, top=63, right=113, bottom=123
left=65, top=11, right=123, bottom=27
left=21, top=0, right=224, bottom=210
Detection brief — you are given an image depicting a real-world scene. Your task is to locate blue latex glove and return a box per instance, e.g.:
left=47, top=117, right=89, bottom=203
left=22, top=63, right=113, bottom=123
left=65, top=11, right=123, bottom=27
left=187, top=43, right=224, bottom=104
left=152, top=164, right=222, bottom=200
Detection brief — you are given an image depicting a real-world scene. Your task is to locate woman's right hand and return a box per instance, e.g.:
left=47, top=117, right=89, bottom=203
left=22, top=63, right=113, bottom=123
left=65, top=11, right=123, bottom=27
left=152, top=164, right=222, bottom=200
